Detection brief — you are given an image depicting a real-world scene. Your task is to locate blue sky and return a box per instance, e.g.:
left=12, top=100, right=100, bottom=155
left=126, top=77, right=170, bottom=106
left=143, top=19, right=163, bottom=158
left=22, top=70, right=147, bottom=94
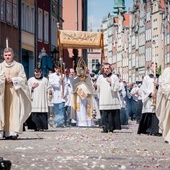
left=88, top=0, right=133, bottom=31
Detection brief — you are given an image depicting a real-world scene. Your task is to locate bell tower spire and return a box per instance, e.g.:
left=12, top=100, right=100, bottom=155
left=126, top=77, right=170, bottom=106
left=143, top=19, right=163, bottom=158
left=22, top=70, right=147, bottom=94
left=113, top=0, right=126, bottom=16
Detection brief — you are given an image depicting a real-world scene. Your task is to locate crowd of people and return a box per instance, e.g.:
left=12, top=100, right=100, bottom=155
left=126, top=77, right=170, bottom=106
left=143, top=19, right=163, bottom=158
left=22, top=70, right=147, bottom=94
left=0, top=47, right=170, bottom=144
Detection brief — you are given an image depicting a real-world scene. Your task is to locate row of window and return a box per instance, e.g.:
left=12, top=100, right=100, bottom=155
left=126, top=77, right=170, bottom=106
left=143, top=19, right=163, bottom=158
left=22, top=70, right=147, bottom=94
left=0, top=1, right=57, bottom=47
left=0, top=0, right=18, bottom=26
left=165, top=52, right=170, bottom=64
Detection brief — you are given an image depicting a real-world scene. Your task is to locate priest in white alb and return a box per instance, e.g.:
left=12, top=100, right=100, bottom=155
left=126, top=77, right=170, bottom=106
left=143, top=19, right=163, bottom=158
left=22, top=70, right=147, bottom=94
left=71, top=58, right=100, bottom=127
left=0, top=66, right=5, bottom=139
left=156, top=64, right=170, bottom=143
left=0, top=47, right=32, bottom=139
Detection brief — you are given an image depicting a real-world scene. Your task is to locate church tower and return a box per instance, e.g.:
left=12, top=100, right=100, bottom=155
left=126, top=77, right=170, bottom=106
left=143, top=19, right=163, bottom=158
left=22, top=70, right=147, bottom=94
left=113, top=0, right=126, bottom=15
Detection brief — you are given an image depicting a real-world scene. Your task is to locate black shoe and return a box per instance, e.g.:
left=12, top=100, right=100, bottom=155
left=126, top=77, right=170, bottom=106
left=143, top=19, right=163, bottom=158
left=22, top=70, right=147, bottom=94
left=101, top=130, right=108, bottom=133
left=153, top=133, right=162, bottom=136
left=5, top=136, right=12, bottom=140
left=11, top=135, right=19, bottom=140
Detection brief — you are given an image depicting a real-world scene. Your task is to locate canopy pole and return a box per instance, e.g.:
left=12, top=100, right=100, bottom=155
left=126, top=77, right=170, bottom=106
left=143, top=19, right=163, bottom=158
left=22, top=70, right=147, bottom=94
left=101, top=32, right=104, bottom=64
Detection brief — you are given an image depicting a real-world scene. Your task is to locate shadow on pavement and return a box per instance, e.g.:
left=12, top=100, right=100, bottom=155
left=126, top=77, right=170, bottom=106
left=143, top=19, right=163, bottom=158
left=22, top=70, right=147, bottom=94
left=15, top=137, right=44, bottom=140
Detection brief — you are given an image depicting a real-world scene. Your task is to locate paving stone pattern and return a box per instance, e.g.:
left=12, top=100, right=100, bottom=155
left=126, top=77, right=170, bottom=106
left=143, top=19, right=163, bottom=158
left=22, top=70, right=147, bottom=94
left=0, top=121, right=170, bottom=170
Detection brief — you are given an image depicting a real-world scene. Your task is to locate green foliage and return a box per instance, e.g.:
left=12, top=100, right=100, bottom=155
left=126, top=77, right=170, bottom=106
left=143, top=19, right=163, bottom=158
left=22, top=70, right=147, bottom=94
left=157, top=65, right=162, bottom=75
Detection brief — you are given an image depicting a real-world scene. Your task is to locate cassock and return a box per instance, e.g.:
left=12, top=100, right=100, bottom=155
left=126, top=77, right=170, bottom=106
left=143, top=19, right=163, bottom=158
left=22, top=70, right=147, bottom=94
left=137, top=73, right=160, bottom=135
left=27, top=77, right=51, bottom=130
left=96, top=73, right=121, bottom=132
left=156, top=67, right=170, bottom=142
left=0, top=61, right=32, bottom=137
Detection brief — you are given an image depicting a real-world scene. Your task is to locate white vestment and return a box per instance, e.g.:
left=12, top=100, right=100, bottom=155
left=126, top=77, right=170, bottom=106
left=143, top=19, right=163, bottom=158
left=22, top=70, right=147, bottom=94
left=156, top=67, right=170, bottom=142
left=48, top=73, right=65, bottom=104
left=28, top=77, right=51, bottom=112
left=71, top=76, right=100, bottom=127
left=141, top=75, right=156, bottom=113
left=96, top=74, right=121, bottom=110
left=0, top=61, right=32, bottom=137
left=0, top=67, right=5, bottom=138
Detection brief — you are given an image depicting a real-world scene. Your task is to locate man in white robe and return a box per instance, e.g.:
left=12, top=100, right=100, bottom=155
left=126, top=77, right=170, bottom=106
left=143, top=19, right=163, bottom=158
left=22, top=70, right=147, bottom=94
left=137, top=62, right=160, bottom=136
left=71, top=71, right=96, bottom=127
left=26, top=68, right=52, bottom=131
left=0, top=67, right=5, bottom=138
left=71, top=58, right=100, bottom=127
left=156, top=65, right=170, bottom=143
left=49, top=64, right=65, bottom=127
left=94, top=63, right=121, bottom=133
left=0, top=47, right=32, bottom=139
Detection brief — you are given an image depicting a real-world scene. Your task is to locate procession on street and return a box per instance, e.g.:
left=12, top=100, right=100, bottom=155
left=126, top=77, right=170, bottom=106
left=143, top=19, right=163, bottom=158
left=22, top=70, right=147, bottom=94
left=0, top=44, right=170, bottom=146
left=1, top=0, right=170, bottom=169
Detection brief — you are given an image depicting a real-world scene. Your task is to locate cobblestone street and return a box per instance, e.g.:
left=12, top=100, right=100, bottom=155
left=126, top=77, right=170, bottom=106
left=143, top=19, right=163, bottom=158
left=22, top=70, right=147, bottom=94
left=1, top=121, right=170, bottom=170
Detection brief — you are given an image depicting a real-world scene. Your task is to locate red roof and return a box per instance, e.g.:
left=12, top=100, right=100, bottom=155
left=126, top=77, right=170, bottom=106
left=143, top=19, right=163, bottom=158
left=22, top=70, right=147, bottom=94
left=114, top=18, right=119, bottom=24
left=123, top=14, right=130, bottom=27
left=160, top=0, right=165, bottom=9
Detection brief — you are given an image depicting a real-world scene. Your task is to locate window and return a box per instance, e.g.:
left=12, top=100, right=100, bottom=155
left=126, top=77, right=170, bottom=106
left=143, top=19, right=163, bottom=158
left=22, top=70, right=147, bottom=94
left=51, top=16, right=57, bottom=46
left=25, top=5, right=29, bottom=30
left=146, top=12, right=151, bottom=22
left=136, top=36, right=138, bottom=49
left=44, top=11, right=49, bottom=42
left=6, top=0, right=12, bottom=24
left=12, top=0, right=18, bottom=26
left=132, top=53, right=135, bottom=67
left=0, top=0, right=5, bottom=21
left=38, top=8, right=43, bottom=40
left=21, top=3, right=25, bottom=30
left=113, top=55, right=116, bottom=63
left=128, top=43, right=131, bottom=53
left=92, top=59, right=99, bottom=71
left=132, top=35, right=135, bottom=46
left=153, top=19, right=158, bottom=30
left=129, top=59, right=132, bottom=69
left=167, top=33, right=170, bottom=45
left=30, top=7, right=34, bottom=33
left=13, top=2, right=18, bottom=26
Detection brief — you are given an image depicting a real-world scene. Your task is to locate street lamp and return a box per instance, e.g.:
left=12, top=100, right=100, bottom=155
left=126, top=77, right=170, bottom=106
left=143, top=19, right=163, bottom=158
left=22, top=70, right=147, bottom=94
left=51, top=47, right=59, bottom=63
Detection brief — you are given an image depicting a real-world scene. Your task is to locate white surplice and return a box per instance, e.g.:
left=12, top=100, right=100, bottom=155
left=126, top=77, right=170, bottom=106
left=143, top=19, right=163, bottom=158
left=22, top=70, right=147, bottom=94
left=28, top=77, right=51, bottom=112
